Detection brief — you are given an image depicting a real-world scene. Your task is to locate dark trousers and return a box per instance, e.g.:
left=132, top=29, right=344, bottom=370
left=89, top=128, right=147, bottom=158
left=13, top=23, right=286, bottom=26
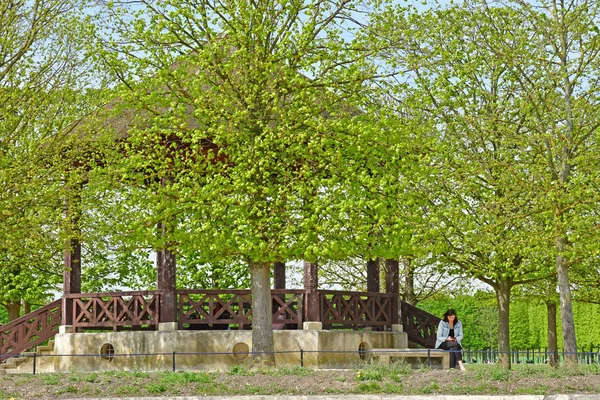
left=438, top=341, right=463, bottom=368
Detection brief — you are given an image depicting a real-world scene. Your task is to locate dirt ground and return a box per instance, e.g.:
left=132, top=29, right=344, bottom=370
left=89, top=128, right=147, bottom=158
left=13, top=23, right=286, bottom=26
left=1, top=365, right=600, bottom=399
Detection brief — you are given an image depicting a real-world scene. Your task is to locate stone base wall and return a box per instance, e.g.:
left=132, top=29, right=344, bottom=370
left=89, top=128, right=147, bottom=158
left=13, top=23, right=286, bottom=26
left=49, top=329, right=408, bottom=372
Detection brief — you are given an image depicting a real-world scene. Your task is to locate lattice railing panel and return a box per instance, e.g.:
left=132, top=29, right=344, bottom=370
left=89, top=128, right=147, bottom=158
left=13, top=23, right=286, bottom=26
left=320, top=290, right=395, bottom=329
left=178, top=289, right=305, bottom=330
left=69, top=291, right=160, bottom=331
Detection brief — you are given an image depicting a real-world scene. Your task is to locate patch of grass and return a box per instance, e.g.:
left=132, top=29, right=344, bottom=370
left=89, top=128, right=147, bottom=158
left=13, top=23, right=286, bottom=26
left=195, top=381, right=228, bottom=396
left=41, top=374, right=60, bottom=385
left=115, top=385, right=139, bottom=395
left=259, top=366, right=312, bottom=377
left=228, top=364, right=255, bottom=376
left=382, top=382, right=405, bottom=394
left=463, top=383, right=499, bottom=394
left=240, top=384, right=271, bottom=395
left=355, top=365, right=384, bottom=381
left=160, top=371, right=213, bottom=384
left=415, top=380, right=440, bottom=394
left=84, top=372, right=98, bottom=383
left=389, top=360, right=412, bottom=375
left=145, top=382, right=168, bottom=394
left=13, top=377, right=31, bottom=386
left=0, top=388, right=21, bottom=399
left=489, top=366, right=510, bottom=381
left=356, top=381, right=381, bottom=392
left=55, top=385, right=78, bottom=395
left=67, top=373, right=81, bottom=382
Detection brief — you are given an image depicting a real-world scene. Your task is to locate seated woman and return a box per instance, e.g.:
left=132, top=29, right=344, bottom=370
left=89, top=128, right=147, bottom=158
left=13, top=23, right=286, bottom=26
left=435, top=309, right=466, bottom=371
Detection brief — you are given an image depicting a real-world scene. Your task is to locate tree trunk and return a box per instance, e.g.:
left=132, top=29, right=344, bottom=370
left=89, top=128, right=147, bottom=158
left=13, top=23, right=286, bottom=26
left=250, top=261, right=275, bottom=366
left=23, top=300, right=31, bottom=315
left=495, top=279, right=511, bottom=369
left=556, top=237, right=577, bottom=367
left=6, top=301, right=21, bottom=322
left=546, top=300, right=559, bottom=368
left=401, top=257, right=416, bottom=305
left=555, top=19, right=578, bottom=367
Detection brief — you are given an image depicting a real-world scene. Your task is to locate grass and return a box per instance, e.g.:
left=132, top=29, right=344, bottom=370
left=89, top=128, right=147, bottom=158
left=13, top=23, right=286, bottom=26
left=1, top=363, right=600, bottom=398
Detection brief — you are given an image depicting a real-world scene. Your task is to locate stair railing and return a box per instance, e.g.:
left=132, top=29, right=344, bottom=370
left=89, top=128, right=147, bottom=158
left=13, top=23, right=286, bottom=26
left=0, top=299, right=62, bottom=361
left=400, top=300, right=440, bottom=348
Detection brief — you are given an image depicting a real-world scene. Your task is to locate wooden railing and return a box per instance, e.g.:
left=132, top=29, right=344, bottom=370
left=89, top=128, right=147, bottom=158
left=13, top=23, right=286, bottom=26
left=67, top=291, right=160, bottom=331
left=400, top=300, right=440, bottom=348
left=319, top=290, right=397, bottom=330
left=0, top=300, right=62, bottom=360
left=177, top=289, right=305, bottom=330
left=1, top=289, right=440, bottom=361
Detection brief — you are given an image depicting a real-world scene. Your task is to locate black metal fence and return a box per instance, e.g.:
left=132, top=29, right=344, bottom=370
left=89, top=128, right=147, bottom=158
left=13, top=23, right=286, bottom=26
left=463, top=347, right=600, bottom=365
left=2, top=347, right=600, bottom=375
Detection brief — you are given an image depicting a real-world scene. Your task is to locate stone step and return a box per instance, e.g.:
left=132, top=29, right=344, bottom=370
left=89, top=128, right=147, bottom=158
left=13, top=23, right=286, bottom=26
left=36, top=340, right=55, bottom=354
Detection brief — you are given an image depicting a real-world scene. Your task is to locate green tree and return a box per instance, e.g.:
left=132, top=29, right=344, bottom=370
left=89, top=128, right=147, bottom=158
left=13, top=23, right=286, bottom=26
left=461, top=0, right=600, bottom=368
left=0, top=0, right=101, bottom=320
left=372, top=3, right=554, bottom=368
left=93, top=0, right=386, bottom=363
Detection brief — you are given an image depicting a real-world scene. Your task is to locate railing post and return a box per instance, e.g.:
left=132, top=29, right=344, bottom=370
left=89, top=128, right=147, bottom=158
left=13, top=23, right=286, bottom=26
left=32, top=352, right=37, bottom=375
left=303, top=262, right=320, bottom=323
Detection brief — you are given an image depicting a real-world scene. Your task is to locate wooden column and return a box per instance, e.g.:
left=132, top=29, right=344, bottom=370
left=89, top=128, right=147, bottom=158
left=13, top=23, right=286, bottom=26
left=62, top=190, right=82, bottom=326
left=303, top=261, right=319, bottom=321
left=366, top=258, right=380, bottom=293
left=273, top=262, right=286, bottom=289
left=386, top=258, right=400, bottom=324
left=157, top=222, right=177, bottom=323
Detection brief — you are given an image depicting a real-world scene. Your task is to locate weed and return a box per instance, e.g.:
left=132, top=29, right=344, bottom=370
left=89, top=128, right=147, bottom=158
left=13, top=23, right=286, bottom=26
left=0, top=388, right=20, bottom=399
left=115, top=385, right=139, bottom=395
left=84, top=372, right=98, bottom=383
left=146, top=382, right=168, bottom=394
left=41, top=374, right=60, bottom=385
left=160, top=371, right=213, bottom=384
left=228, top=364, right=254, bottom=376
left=490, top=366, right=510, bottom=381
left=355, top=365, right=385, bottom=381
left=416, top=380, right=440, bottom=394
left=67, top=373, right=81, bottom=382
left=382, top=382, right=404, bottom=394
left=55, top=385, right=78, bottom=395
left=357, top=381, right=381, bottom=392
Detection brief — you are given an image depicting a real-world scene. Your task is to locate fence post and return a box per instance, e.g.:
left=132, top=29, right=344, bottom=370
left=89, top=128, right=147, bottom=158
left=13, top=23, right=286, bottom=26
left=172, top=351, right=176, bottom=372
left=33, top=352, right=37, bottom=375
left=427, top=348, right=431, bottom=368
left=300, top=349, right=304, bottom=368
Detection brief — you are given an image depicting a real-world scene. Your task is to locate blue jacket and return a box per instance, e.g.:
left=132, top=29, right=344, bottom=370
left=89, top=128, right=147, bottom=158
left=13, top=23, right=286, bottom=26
left=435, top=320, right=463, bottom=349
